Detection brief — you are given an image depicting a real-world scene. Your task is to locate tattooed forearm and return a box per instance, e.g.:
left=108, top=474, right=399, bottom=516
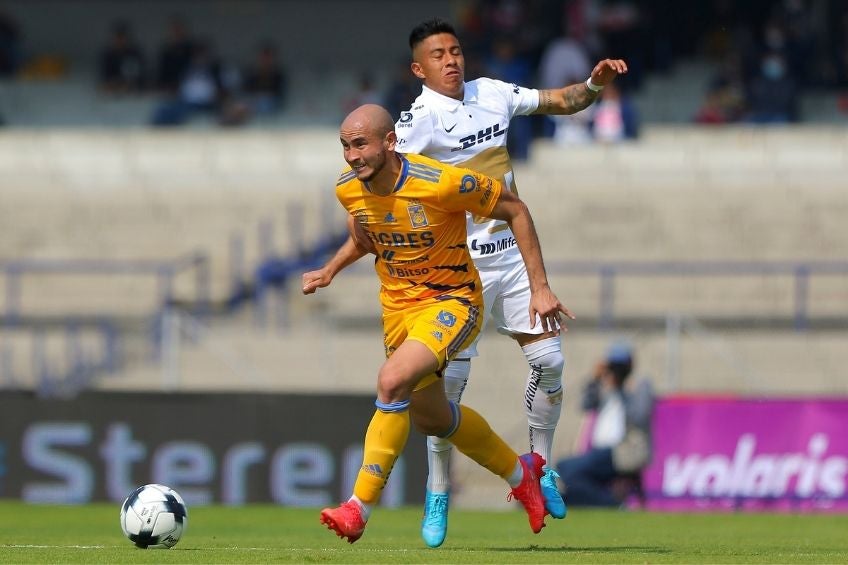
left=536, top=85, right=600, bottom=115
left=540, top=90, right=554, bottom=111
left=562, top=83, right=599, bottom=114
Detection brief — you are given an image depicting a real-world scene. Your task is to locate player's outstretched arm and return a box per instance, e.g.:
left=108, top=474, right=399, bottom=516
left=488, top=190, right=575, bottom=332
left=302, top=233, right=368, bottom=295
left=535, top=58, right=628, bottom=115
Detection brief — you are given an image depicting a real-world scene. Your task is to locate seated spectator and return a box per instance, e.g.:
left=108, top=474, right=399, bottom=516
left=588, top=81, right=639, bottom=142
left=745, top=51, right=799, bottom=124
left=98, top=21, right=146, bottom=94
left=156, top=16, right=195, bottom=93
left=557, top=340, right=655, bottom=507
left=538, top=22, right=593, bottom=145
left=694, top=56, right=747, bottom=125
left=151, top=41, right=246, bottom=126
left=243, top=42, right=287, bottom=116
left=342, top=72, right=384, bottom=115
left=0, top=9, right=22, bottom=77
left=485, top=36, right=534, bottom=160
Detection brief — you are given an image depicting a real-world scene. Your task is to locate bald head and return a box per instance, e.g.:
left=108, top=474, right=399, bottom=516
left=341, top=104, right=395, bottom=138
left=339, top=104, right=400, bottom=189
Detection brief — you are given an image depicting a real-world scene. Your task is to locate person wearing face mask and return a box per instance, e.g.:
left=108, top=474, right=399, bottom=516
left=555, top=340, right=655, bottom=507
left=746, top=51, right=799, bottom=124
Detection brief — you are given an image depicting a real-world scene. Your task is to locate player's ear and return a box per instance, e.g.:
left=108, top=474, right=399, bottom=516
left=385, top=130, right=398, bottom=151
left=411, top=61, right=425, bottom=79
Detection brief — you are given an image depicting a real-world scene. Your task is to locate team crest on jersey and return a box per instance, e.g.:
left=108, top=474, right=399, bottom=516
left=436, top=310, right=457, bottom=327
left=407, top=204, right=429, bottom=228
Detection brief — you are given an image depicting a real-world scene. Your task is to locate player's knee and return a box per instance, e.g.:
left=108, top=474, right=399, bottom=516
left=523, top=338, right=565, bottom=389
left=411, top=410, right=450, bottom=436
left=376, top=366, right=414, bottom=404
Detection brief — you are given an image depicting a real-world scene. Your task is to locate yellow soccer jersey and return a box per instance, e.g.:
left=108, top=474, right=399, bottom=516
left=336, top=153, right=502, bottom=308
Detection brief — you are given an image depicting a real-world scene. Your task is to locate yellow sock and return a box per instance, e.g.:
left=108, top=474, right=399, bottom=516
left=352, top=409, right=410, bottom=505
left=446, top=404, right=518, bottom=480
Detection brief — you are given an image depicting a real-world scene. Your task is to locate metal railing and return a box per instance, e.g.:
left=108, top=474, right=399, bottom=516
left=0, top=253, right=211, bottom=322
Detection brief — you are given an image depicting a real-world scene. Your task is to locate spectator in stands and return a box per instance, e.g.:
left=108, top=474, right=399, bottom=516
left=243, top=42, right=287, bottom=116
left=588, top=81, right=639, bottom=142
left=557, top=340, right=654, bottom=507
left=383, top=59, right=419, bottom=120
left=484, top=36, right=534, bottom=160
left=342, top=72, right=384, bottom=115
left=98, top=21, right=146, bottom=94
left=694, top=55, right=747, bottom=125
left=155, top=16, right=195, bottom=93
left=0, top=9, right=22, bottom=77
left=150, top=40, right=231, bottom=125
left=538, top=21, right=593, bottom=145
left=745, top=51, right=799, bottom=124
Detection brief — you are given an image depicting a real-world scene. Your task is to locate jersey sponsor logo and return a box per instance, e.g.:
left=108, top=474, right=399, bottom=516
left=407, top=204, right=429, bottom=228
left=479, top=178, right=495, bottom=207
left=431, top=330, right=444, bottom=342
left=451, top=122, right=507, bottom=152
left=399, top=112, right=413, bottom=123
left=470, top=236, right=516, bottom=255
left=383, top=212, right=396, bottom=223
left=436, top=310, right=457, bottom=327
left=444, top=123, right=457, bottom=133
left=366, top=229, right=435, bottom=248
left=512, top=83, right=520, bottom=94
left=459, top=174, right=479, bottom=194
left=386, top=264, right=431, bottom=277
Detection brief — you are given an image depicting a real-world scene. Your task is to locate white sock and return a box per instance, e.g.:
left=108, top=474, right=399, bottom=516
left=521, top=336, right=565, bottom=467
left=350, top=495, right=372, bottom=521
left=531, top=427, right=557, bottom=470
left=426, top=359, right=471, bottom=494
left=507, top=459, right=524, bottom=488
left=427, top=436, right=452, bottom=494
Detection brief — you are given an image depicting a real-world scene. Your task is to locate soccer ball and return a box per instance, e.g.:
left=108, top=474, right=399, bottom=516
left=119, top=484, right=188, bottom=549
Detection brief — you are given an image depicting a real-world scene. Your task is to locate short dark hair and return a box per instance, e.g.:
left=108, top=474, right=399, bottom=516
left=409, top=18, right=457, bottom=51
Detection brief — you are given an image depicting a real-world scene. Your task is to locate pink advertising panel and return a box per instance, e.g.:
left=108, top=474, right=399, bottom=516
left=643, top=397, right=848, bottom=512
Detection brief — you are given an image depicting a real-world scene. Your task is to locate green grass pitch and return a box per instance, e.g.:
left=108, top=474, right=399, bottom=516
left=1, top=501, right=847, bottom=563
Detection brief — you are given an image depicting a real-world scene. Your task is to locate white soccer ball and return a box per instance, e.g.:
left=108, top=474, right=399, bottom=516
left=119, top=484, right=188, bottom=549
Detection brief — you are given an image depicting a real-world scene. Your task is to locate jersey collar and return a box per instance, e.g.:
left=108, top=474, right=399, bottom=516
left=364, top=154, right=408, bottom=195
left=421, top=83, right=473, bottom=111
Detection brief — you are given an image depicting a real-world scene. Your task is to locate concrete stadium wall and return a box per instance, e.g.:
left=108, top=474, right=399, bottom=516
left=2, top=125, right=846, bottom=318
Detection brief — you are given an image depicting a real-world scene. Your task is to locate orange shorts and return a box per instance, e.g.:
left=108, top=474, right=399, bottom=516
left=382, top=298, right=482, bottom=391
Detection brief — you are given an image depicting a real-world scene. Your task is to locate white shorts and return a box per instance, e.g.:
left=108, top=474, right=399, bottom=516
left=457, top=259, right=551, bottom=359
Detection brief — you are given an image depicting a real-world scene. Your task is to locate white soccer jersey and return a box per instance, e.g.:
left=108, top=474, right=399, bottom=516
left=395, top=78, right=539, bottom=269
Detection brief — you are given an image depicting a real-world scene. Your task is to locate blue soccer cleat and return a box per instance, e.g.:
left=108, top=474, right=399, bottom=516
left=540, top=467, right=567, bottom=519
left=421, top=491, right=449, bottom=548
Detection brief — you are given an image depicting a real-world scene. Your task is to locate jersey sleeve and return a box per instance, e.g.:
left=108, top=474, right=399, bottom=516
left=395, top=107, right=434, bottom=154
left=488, top=77, right=539, bottom=118
left=438, top=167, right=503, bottom=219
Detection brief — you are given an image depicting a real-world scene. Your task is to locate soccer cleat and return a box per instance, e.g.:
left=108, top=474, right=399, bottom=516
left=421, top=491, right=449, bottom=548
left=320, top=501, right=367, bottom=544
left=541, top=467, right=567, bottom=519
left=507, top=452, right=547, bottom=533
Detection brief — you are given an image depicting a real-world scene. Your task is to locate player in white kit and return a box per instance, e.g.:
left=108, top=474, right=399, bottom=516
left=396, top=19, right=627, bottom=547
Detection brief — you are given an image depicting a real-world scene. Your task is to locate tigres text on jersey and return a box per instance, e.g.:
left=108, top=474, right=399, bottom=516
left=335, top=153, right=503, bottom=309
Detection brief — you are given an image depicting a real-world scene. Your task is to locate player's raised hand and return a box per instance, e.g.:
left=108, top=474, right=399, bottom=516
left=528, top=286, right=576, bottom=333
left=302, top=268, right=333, bottom=295
left=590, top=59, right=628, bottom=87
